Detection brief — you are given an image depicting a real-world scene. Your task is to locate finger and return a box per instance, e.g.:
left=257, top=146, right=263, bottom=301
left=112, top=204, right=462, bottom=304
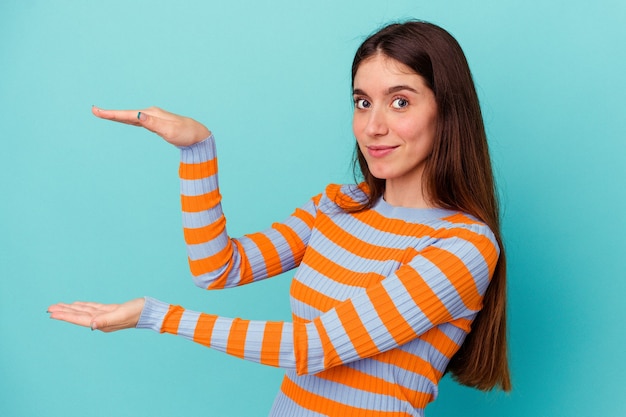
left=92, top=106, right=172, bottom=138
left=47, top=302, right=89, bottom=314
left=48, top=310, right=94, bottom=328
left=47, top=302, right=116, bottom=319
left=137, top=106, right=179, bottom=120
left=49, top=302, right=99, bottom=314
left=72, top=301, right=118, bottom=311
left=47, top=303, right=69, bottom=312
left=92, top=106, right=144, bottom=126
left=92, top=105, right=173, bottom=123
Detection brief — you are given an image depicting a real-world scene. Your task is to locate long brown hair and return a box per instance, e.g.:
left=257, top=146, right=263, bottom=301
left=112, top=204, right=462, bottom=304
left=349, top=21, right=511, bottom=391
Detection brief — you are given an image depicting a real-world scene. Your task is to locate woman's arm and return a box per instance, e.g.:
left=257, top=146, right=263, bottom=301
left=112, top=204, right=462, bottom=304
left=179, top=137, right=316, bottom=289
left=92, top=106, right=315, bottom=288
left=138, top=226, right=499, bottom=375
left=50, top=223, right=498, bottom=375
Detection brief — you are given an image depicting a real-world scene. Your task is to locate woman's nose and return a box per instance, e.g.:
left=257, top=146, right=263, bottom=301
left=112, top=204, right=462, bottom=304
left=365, top=108, right=388, bottom=137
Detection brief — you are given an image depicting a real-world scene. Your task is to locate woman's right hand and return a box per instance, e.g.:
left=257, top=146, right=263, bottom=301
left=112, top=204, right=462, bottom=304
left=47, top=298, right=145, bottom=332
left=92, top=106, right=211, bottom=147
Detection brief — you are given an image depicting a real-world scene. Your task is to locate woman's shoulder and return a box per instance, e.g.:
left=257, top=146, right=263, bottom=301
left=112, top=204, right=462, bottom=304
left=314, top=183, right=369, bottom=211
left=321, top=183, right=367, bottom=201
left=434, top=212, right=499, bottom=255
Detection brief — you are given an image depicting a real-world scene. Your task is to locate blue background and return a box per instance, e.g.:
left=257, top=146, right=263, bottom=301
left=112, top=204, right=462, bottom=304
left=1, top=1, right=625, bottom=416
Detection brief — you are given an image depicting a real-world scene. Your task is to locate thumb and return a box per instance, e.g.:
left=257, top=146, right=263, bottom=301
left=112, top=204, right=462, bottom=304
left=89, top=311, right=118, bottom=332
left=90, top=317, right=109, bottom=331
left=90, top=298, right=144, bottom=332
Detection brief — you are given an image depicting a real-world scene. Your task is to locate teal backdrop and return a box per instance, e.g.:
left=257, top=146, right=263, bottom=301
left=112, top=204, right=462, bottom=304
left=1, top=1, right=625, bottom=416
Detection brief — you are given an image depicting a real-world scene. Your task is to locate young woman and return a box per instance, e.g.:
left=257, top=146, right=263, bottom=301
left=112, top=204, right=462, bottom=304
left=49, top=21, right=511, bottom=416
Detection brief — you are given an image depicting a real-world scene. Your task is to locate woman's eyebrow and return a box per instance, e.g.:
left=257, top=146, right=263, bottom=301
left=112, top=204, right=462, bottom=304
left=386, top=85, right=419, bottom=94
left=352, top=85, right=419, bottom=95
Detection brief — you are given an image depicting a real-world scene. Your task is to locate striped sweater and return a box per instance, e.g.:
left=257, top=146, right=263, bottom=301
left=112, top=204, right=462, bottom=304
left=136, top=135, right=500, bottom=417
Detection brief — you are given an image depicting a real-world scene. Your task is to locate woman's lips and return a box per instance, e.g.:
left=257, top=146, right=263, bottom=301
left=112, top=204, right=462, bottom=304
left=367, top=145, right=398, bottom=158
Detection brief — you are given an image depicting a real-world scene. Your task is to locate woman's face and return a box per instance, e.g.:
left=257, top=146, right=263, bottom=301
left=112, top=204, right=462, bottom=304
left=352, top=54, right=438, bottom=193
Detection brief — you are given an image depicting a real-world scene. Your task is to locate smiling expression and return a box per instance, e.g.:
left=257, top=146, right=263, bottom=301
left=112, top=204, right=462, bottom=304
left=352, top=54, right=438, bottom=205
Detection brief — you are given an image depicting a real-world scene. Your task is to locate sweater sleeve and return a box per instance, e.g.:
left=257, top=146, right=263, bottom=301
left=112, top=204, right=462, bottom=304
left=136, top=224, right=499, bottom=375
left=179, top=136, right=315, bottom=289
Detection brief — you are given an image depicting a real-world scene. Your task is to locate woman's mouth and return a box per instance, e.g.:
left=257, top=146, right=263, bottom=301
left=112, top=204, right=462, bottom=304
left=367, top=145, right=398, bottom=158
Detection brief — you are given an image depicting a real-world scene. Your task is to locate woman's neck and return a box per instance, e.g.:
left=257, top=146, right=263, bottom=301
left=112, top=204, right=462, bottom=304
left=383, top=178, right=434, bottom=209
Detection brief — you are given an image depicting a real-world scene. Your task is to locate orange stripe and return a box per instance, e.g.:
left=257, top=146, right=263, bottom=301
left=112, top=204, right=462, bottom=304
left=280, top=375, right=415, bottom=417
left=316, top=212, right=406, bottom=261
left=352, top=206, right=436, bottom=237
left=294, top=321, right=309, bottom=375
left=452, top=228, right=499, bottom=277
left=181, top=189, right=221, bottom=213
left=335, top=299, right=380, bottom=359
left=161, top=305, right=184, bottom=335
left=368, top=282, right=417, bottom=345
left=233, top=239, right=254, bottom=286
left=373, top=348, right=440, bottom=384
left=291, top=312, right=306, bottom=323
left=273, top=222, right=307, bottom=264
left=192, top=313, right=218, bottom=347
left=421, top=246, right=482, bottom=310
left=188, top=244, right=233, bottom=277
left=311, top=193, right=322, bottom=207
left=396, top=266, right=453, bottom=329
left=293, top=206, right=316, bottom=230
left=428, top=227, right=498, bottom=278
left=326, top=184, right=365, bottom=210
left=245, top=232, right=284, bottom=277
left=183, top=215, right=226, bottom=245
left=260, top=322, right=284, bottom=367
left=316, top=364, right=434, bottom=407
left=419, top=324, right=463, bottom=359
left=179, top=159, right=217, bottom=180
left=314, top=317, right=341, bottom=370
left=206, top=258, right=236, bottom=289
left=290, top=278, right=340, bottom=314
left=315, top=366, right=399, bottom=398
left=452, top=317, right=473, bottom=332
left=322, top=183, right=343, bottom=202
left=303, top=246, right=384, bottom=288
left=443, top=212, right=483, bottom=225
left=226, top=318, right=249, bottom=359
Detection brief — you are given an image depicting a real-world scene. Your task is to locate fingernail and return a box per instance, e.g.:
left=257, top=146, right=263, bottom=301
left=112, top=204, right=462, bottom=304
left=137, top=112, right=147, bottom=121
left=90, top=322, right=97, bottom=331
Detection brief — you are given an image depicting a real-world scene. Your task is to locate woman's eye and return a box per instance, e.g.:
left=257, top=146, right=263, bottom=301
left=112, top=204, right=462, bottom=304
left=354, top=98, right=371, bottom=109
left=392, top=98, right=409, bottom=109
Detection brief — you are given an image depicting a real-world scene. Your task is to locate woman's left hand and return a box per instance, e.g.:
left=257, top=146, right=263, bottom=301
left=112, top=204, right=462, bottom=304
left=47, top=298, right=145, bottom=332
left=92, top=106, right=211, bottom=148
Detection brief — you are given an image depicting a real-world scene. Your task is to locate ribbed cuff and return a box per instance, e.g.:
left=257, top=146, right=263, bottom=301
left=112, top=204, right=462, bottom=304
left=136, top=296, right=170, bottom=332
left=178, top=134, right=215, bottom=162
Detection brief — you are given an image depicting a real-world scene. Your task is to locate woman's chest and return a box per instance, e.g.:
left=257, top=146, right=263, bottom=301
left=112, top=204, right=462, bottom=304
left=289, top=219, right=437, bottom=319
